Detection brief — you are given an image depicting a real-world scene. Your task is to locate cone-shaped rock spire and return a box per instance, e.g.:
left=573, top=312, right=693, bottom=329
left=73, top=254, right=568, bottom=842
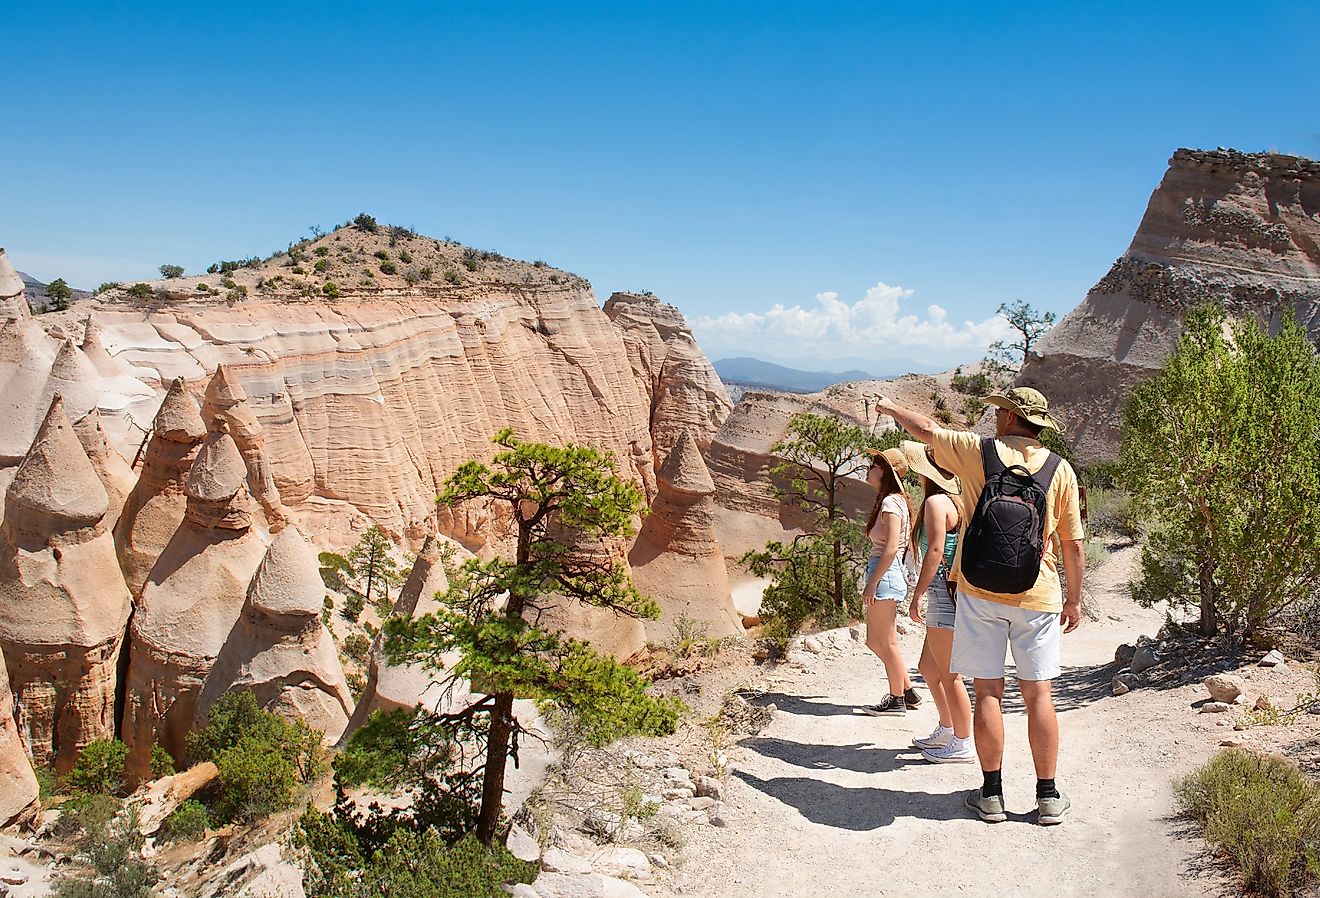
left=0, top=649, right=40, bottom=827
left=0, top=249, right=27, bottom=323
left=0, top=395, right=132, bottom=772
left=629, top=430, right=741, bottom=641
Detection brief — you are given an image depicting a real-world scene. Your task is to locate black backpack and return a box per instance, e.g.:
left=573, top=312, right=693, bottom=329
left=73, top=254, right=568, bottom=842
left=960, top=438, right=1063, bottom=595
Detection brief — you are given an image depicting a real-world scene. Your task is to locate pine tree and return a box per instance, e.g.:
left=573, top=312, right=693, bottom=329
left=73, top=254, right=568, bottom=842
left=383, top=430, right=680, bottom=844
left=348, top=526, right=400, bottom=612
left=1123, top=305, right=1320, bottom=637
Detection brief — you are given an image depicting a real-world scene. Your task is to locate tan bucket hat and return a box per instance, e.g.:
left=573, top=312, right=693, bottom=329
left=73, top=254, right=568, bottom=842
left=863, top=446, right=909, bottom=484
left=899, top=441, right=960, bottom=494
left=982, top=386, right=1063, bottom=433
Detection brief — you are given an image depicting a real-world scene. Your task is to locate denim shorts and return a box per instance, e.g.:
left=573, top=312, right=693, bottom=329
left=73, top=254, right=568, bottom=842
left=865, top=556, right=908, bottom=601
left=925, top=570, right=956, bottom=630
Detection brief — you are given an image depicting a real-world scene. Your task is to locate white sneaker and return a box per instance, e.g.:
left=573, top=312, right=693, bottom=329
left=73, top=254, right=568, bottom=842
left=921, top=737, right=976, bottom=764
left=913, top=724, right=953, bottom=750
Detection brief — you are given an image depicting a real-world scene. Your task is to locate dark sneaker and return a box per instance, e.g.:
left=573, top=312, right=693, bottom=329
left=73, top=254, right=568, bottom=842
left=903, top=687, right=922, bottom=710
left=862, top=695, right=907, bottom=716
left=964, top=789, right=1007, bottom=823
left=1037, top=790, right=1071, bottom=825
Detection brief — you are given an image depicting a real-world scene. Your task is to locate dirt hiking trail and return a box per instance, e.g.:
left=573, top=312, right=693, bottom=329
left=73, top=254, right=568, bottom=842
left=658, top=548, right=1237, bottom=898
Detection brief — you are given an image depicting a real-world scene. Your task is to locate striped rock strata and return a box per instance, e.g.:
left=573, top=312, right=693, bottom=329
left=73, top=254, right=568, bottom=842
left=0, top=644, right=40, bottom=828
left=1019, top=148, right=1320, bottom=462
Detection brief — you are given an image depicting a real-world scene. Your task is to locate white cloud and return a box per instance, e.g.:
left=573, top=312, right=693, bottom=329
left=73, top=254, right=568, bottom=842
left=692, top=283, right=1011, bottom=369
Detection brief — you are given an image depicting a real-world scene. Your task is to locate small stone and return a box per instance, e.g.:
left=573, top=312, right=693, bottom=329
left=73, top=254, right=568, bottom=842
left=591, top=846, right=652, bottom=881
left=508, top=885, right=541, bottom=898
left=1199, top=701, right=1232, bottom=713
left=802, top=636, right=823, bottom=654
left=708, top=802, right=730, bottom=827
left=1203, top=674, right=1245, bottom=704
left=1254, top=695, right=1274, bottom=712
left=626, top=752, right=656, bottom=770
left=664, top=766, right=692, bottom=784
left=849, top=626, right=863, bottom=642
left=1114, top=643, right=1136, bottom=666
left=687, top=796, right=715, bottom=811
left=541, top=848, right=592, bottom=876
left=1112, top=671, right=1140, bottom=696
left=786, top=651, right=815, bottom=669
left=1130, top=637, right=1160, bottom=674
left=694, top=775, right=724, bottom=801
left=508, top=824, right=540, bottom=863
left=583, top=810, right=624, bottom=840
left=648, top=853, right=668, bottom=869
left=895, top=620, right=910, bottom=636
left=1220, top=735, right=1251, bottom=746
left=1308, top=703, right=1320, bottom=715
left=1259, top=649, right=1285, bottom=667
left=662, top=787, right=695, bottom=800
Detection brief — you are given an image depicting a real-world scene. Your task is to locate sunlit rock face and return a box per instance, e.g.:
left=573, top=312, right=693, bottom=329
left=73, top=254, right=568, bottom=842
left=0, top=394, right=133, bottom=772
left=629, top=430, right=742, bottom=642
left=121, top=426, right=270, bottom=782
left=0, top=647, right=40, bottom=828
left=1020, top=148, right=1320, bottom=462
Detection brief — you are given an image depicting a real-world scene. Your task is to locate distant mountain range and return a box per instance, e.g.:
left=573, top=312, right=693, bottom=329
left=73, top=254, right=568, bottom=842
left=713, top=356, right=935, bottom=393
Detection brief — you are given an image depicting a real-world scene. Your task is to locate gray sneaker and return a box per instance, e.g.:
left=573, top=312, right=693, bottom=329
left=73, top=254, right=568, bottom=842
left=862, top=695, right=906, bottom=716
left=1037, top=790, right=1071, bottom=825
left=964, top=789, right=1007, bottom=823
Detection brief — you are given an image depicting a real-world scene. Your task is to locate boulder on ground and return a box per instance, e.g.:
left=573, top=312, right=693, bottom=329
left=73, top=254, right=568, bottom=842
left=1203, top=674, right=1245, bottom=704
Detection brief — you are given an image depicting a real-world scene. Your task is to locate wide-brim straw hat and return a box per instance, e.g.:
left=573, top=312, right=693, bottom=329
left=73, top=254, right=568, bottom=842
left=982, top=386, right=1063, bottom=433
left=863, top=446, right=909, bottom=484
left=899, top=441, right=960, bottom=494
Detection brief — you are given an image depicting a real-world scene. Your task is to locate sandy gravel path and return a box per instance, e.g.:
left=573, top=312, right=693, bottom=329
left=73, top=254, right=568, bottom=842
left=658, top=548, right=1236, bottom=898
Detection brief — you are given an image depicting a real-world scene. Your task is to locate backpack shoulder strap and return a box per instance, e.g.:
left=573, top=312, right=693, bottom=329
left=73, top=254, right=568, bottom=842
left=980, top=437, right=1005, bottom=477
left=1031, top=451, right=1064, bottom=492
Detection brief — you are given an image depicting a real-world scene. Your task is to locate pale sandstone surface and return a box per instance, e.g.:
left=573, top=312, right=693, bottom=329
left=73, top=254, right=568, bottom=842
left=113, top=377, right=207, bottom=596
left=122, top=428, right=271, bottom=780
left=201, top=365, right=290, bottom=526
left=604, top=292, right=733, bottom=472
left=1021, top=148, right=1320, bottom=461
left=0, top=648, right=39, bottom=828
left=0, top=249, right=27, bottom=323
left=72, top=407, right=137, bottom=516
left=0, top=395, right=132, bottom=771
left=630, top=430, right=741, bottom=642
left=201, top=525, right=353, bottom=743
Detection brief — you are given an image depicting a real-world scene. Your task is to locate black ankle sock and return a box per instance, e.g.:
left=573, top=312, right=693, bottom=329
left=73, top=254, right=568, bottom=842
left=982, top=770, right=1003, bottom=798
left=1036, top=778, right=1059, bottom=800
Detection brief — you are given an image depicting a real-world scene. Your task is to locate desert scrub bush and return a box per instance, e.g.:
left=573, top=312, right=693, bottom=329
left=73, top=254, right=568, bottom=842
left=158, top=799, right=209, bottom=843
left=347, top=672, right=366, bottom=702
left=443, top=269, right=460, bottom=285
left=379, top=261, right=398, bottom=275
left=341, top=592, right=365, bottom=622
left=314, top=259, right=329, bottom=273
left=158, top=264, right=184, bottom=279
left=1086, top=488, right=1141, bottom=544
left=65, top=739, right=128, bottom=795
left=53, top=805, right=159, bottom=898
left=195, top=282, right=210, bottom=292
left=314, top=245, right=330, bottom=257
left=150, top=743, right=175, bottom=779
left=93, top=282, right=120, bottom=295
left=419, top=266, right=433, bottom=281
left=342, top=633, right=371, bottom=665
left=461, top=247, right=481, bottom=271
left=297, top=810, right=536, bottom=898
left=52, top=792, right=121, bottom=839
left=1176, top=748, right=1320, bottom=897
left=934, top=407, right=955, bottom=424
left=399, top=250, right=413, bottom=264
left=187, top=690, right=324, bottom=824
left=353, top=212, right=378, bottom=232
left=950, top=369, right=994, bottom=395
left=322, top=281, right=341, bottom=298
left=125, top=283, right=154, bottom=299
left=533, top=259, right=548, bottom=268
left=292, top=266, right=306, bottom=275
left=375, top=250, right=390, bottom=261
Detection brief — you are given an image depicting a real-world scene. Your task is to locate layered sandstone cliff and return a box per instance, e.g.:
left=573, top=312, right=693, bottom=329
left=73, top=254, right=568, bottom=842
left=0, top=647, right=40, bottom=828
left=0, top=395, right=133, bottom=771
left=1020, top=148, right=1320, bottom=461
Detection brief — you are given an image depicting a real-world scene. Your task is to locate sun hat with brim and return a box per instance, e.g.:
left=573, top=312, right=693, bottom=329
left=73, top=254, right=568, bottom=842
left=982, top=386, right=1063, bottom=433
left=863, top=447, right=909, bottom=484
left=899, top=441, right=960, bottom=495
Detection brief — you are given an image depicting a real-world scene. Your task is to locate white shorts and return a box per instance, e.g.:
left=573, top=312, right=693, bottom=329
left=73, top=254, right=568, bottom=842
left=950, top=591, right=1061, bottom=681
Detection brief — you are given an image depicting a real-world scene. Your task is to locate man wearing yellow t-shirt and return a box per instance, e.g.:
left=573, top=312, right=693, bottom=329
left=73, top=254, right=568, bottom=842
left=873, top=387, right=1084, bottom=826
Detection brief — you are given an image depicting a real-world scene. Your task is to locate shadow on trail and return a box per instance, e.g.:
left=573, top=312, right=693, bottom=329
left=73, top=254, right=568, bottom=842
left=744, top=692, right=860, bottom=717
left=993, top=662, right=1112, bottom=715
left=742, top=737, right=916, bottom=775
left=734, top=770, right=965, bottom=830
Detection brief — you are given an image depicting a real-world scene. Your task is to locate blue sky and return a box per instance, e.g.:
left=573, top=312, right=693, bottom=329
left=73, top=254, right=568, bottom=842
left=6, top=2, right=1316, bottom=369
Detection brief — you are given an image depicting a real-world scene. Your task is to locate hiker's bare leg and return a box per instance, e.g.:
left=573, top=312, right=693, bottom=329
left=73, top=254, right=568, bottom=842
left=972, top=677, right=1006, bottom=771
left=1019, top=678, right=1058, bottom=779
left=928, top=628, right=972, bottom=739
left=918, top=641, right=951, bottom=727
left=865, top=600, right=908, bottom=696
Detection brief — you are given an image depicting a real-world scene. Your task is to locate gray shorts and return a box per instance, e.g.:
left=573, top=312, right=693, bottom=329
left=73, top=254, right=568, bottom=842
left=950, top=590, right=1061, bottom=681
left=925, top=571, right=956, bottom=630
